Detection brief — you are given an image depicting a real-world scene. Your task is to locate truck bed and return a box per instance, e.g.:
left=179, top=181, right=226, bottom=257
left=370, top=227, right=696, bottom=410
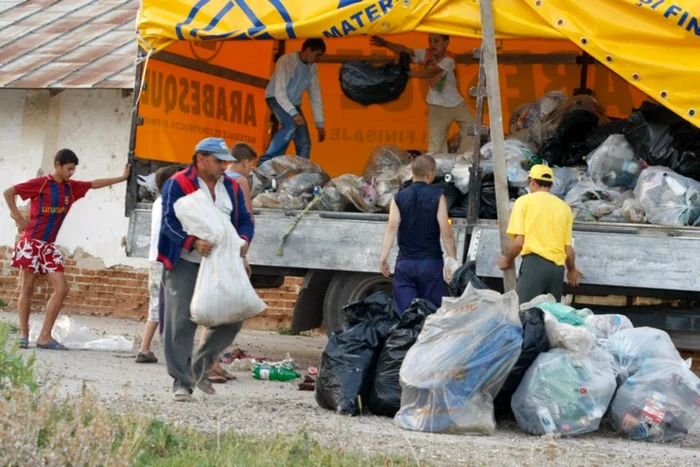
left=126, top=206, right=468, bottom=274
left=469, top=221, right=700, bottom=295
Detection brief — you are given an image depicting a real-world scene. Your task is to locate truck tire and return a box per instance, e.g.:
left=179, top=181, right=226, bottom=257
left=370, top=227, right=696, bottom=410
left=322, top=272, right=393, bottom=335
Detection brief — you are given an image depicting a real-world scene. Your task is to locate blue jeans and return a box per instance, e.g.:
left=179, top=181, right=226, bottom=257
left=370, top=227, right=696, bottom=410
left=393, top=258, right=448, bottom=316
left=258, top=97, right=311, bottom=166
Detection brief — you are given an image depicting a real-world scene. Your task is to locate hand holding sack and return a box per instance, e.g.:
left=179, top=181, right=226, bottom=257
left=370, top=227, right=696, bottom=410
left=174, top=189, right=266, bottom=327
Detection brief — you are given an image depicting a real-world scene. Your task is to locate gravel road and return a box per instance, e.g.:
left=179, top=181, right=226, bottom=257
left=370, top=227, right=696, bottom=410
left=2, top=310, right=699, bottom=466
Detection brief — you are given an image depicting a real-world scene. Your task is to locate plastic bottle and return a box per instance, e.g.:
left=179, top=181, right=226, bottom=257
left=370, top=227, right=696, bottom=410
left=537, top=407, right=556, bottom=435
left=253, top=364, right=300, bottom=381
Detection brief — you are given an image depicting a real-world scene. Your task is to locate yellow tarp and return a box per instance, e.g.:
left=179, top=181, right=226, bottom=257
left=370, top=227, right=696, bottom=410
left=137, top=0, right=700, bottom=125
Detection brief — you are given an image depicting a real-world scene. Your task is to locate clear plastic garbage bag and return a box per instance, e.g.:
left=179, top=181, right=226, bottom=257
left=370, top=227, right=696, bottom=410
left=394, top=285, right=522, bottom=435
left=565, top=181, right=622, bottom=208
left=584, top=314, right=634, bottom=343
left=634, top=166, right=700, bottom=226
left=511, top=348, right=617, bottom=437
left=551, top=166, right=584, bottom=199
left=29, top=316, right=134, bottom=352
left=538, top=303, right=595, bottom=354
left=611, top=358, right=700, bottom=442
left=623, top=198, right=647, bottom=223
left=175, top=190, right=267, bottom=327
left=605, top=327, right=683, bottom=383
left=480, top=140, right=533, bottom=187
left=587, top=135, right=643, bottom=189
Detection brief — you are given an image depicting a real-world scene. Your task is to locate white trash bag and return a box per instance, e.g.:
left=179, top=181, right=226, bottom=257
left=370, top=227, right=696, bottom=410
left=605, top=327, right=683, bottom=383
left=584, top=314, right=634, bottom=342
left=634, top=166, right=700, bottom=226
left=174, top=189, right=267, bottom=327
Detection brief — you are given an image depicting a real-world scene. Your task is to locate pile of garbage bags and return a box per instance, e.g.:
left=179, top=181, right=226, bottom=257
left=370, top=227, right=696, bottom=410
left=316, top=293, right=437, bottom=416
left=508, top=297, right=700, bottom=441
left=248, top=95, right=700, bottom=229
left=315, top=284, right=700, bottom=442
left=315, top=292, right=398, bottom=415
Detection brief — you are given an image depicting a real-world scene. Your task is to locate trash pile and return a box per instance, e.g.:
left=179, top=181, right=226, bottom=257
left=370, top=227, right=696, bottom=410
left=249, top=95, right=700, bottom=228
left=314, top=286, right=700, bottom=442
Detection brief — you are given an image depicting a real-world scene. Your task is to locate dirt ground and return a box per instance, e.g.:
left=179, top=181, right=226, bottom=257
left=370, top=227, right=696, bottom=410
left=2, top=310, right=700, bottom=467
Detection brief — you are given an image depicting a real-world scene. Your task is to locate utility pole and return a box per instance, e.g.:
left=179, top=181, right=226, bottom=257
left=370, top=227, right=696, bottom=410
left=479, top=0, right=517, bottom=292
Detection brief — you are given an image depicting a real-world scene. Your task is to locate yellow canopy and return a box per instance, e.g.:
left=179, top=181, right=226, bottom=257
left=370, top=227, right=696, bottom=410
left=137, top=0, right=700, bottom=125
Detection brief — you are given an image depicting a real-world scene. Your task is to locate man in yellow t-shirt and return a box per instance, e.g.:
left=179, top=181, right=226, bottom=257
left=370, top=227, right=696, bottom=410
left=497, top=165, right=584, bottom=303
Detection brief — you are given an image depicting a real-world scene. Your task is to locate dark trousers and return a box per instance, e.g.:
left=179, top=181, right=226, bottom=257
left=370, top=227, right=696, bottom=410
left=163, top=259, right=242, bottom=392
left=393, top=258, right=448, bottom=315
left=516, top=254, right=566, bottom=304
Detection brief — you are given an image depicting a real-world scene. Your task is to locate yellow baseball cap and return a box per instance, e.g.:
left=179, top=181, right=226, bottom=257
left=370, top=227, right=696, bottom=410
left=529, top=164, right=554, bottom=182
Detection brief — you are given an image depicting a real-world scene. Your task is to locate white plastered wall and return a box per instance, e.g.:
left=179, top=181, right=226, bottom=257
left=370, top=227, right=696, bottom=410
left=0, top=89, right=147, bottom=269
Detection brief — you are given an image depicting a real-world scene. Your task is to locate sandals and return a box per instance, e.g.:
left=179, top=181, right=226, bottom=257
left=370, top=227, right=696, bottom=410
left=18, top=337, right=29, bottom=349
left=207, top=373, right=229, bottom=384
left=214, top=368, right=236, bottom=381
left=37, top=340, right=68, bottom=351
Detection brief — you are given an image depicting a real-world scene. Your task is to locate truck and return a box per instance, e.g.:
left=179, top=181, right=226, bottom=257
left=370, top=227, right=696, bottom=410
left=126, top=1, right=700, bottom=347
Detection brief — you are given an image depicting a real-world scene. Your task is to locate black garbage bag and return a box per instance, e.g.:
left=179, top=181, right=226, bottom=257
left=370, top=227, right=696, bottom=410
left=368, top=299, right=438, bottom=417
left=494, top=308, right=550, bottom=419
left=539, top=109, right=600, bottom=167
left=315, top=292, right=398, bottom=415
left=585, top=118, right=628, bottom=149
left=450, top=261, right=488, bottom=297
left=479, top=173, right=521, bottom=219
left=340, top=53, right=411, bottom=106
left=624, top=102, right=700, bottom=181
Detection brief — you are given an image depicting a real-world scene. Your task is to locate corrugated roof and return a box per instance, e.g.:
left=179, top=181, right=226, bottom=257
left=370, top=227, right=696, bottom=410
left=0, top=0, right=138, bottom=89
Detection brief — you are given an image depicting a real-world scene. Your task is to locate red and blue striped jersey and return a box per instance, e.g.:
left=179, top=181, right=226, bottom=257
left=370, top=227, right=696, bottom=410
left=14, top=175, right=92, bottom=243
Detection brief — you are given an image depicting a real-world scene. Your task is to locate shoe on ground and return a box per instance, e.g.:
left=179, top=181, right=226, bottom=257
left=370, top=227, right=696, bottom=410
left=196, top=379, right=216, bottom=396
left=135, top=351, right=158, bottom=364
left=173, top=387, right=193, bottom=402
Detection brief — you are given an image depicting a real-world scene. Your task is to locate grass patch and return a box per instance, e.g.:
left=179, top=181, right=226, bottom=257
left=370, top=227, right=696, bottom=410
left=0, top=298, right=8, bottom=308
left=0, top=322, right=423, bottom=466
left=136, top=427, right=420, bottom=467
left=277, top=326, right=295, bottom=336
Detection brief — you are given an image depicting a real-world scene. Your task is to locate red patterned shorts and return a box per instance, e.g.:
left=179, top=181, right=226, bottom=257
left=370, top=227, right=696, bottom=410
left=11, top=238, right=64, bottom=275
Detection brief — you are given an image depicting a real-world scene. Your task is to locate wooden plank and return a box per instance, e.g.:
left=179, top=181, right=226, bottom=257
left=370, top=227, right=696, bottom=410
left=152, top=51, right=269, bottom=89
left=479, top=0, right=516, bottom=292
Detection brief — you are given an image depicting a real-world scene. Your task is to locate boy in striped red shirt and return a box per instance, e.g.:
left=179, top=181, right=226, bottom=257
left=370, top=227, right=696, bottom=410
left=3, top=149, right=129, bottom=350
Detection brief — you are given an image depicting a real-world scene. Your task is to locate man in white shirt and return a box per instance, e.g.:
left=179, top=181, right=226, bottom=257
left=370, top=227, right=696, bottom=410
left=370, top=34, right=476, bottom=156
left=258, top=39, right=327, bottom=166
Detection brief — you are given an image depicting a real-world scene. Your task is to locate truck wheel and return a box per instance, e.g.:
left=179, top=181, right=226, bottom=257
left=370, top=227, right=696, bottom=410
left=322, top=272, right=393, bottom=335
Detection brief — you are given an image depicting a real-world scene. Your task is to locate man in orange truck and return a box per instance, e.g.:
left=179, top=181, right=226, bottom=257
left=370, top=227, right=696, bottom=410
left=370, top=34, right=476, bottom=156
left=257, top=39, right=327, bottom=166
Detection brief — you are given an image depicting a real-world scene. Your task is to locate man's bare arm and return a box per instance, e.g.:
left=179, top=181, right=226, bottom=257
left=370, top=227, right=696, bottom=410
left=437, top=196, right=457, bottom=260
left=379, top=198, right=401, bottom=277
left=91, top=164, right=130, bottom=189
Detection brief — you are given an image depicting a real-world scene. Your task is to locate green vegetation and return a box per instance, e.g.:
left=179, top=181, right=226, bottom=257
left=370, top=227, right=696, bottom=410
left=0, top=322, right=421, bottom=466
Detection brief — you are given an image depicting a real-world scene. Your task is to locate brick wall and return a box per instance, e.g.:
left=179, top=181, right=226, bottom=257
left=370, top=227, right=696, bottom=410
left=0, top=246, right=300, bottom=330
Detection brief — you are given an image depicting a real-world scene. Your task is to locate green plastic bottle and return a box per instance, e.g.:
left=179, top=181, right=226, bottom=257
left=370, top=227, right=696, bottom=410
left=253, top=364, right=300, bottom=381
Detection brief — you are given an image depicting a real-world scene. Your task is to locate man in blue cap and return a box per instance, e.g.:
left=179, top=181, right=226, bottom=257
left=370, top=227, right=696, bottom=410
left=158, top=137, right=254, bottom=402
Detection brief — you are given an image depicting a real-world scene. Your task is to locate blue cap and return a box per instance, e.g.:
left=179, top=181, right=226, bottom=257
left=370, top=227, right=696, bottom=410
left=194, top=137, right=233, bottom=161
